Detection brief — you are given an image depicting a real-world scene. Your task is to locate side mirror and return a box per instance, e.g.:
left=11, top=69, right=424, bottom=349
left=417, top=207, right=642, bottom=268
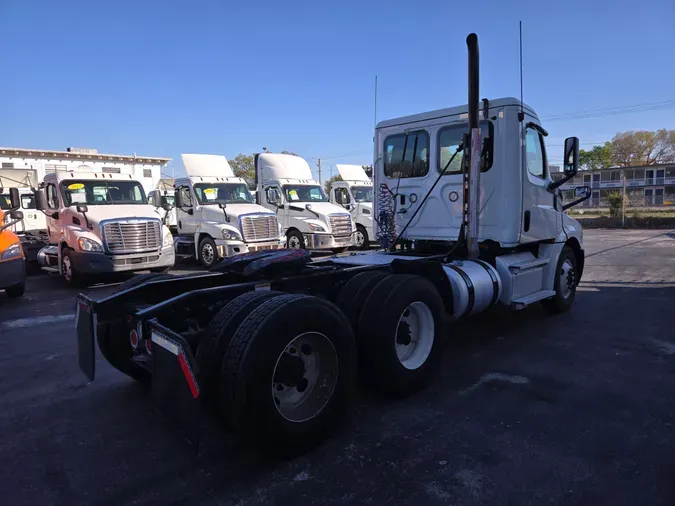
left=35, top=189, right=48, bottom=211
left=149, top=191, right=162, bottom=208
left=563, top=137, right=579, bottom=176
left=563, top=185, right=592, bottom=211
left=9, top=188, right=20, bottom=210
left=9, top=210, right=23, bottom=221
left=174, top=191, right=184, bottom=209
left=76, top=204, right=89, bottom=214
left=162, top=203, right=173, bottom=212
left=305, top=204, right=313, bottom=211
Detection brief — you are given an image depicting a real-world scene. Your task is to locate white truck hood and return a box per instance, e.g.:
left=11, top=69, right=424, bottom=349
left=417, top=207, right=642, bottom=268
left=288, top=201, right=351, bottom=218
left=66, top=205, right=162, bottom=229
left=199, top=203, right=276, bottom=224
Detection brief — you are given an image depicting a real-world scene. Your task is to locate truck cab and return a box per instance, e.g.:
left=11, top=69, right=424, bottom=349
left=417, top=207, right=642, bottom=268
left=35, top=171, right=175, bottom=285
left=0, top=168, right=49, bottom=264
left=329, top=164, right=374, bottom=249
left=255, top=153, right=356, bottom=252
left=173, top=154, right=285, bottom=268
left=0, top=188, right=26, bottom=298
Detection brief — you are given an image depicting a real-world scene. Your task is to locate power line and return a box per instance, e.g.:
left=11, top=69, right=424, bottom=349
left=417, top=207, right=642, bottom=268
left=542, top=100, right=675, bottom=122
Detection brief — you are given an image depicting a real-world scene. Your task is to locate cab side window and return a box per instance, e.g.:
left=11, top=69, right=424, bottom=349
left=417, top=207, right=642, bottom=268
left=383, top=130, right=430, bottom=179
left=525, top=128, right=547, bottom=179
left=46, top=184, right=59, bottom=209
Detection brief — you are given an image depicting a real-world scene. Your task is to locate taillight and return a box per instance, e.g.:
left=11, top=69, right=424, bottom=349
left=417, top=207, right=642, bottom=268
left=144, top=339, right=152, bottom=355
left=129, top=329, right=139, bottom=349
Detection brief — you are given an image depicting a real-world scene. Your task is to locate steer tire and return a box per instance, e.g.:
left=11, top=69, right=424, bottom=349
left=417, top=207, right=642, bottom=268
left=357, top=274, right=444, bottom=397
left=196, top=290, right=284, bottom=408
left=542, top=245, right=578, bottom=314
left=220, top=294, right=357, bottom=457
left=336, top=271, right=389, bottom=332
left=97, top=272, right=174, bottom=382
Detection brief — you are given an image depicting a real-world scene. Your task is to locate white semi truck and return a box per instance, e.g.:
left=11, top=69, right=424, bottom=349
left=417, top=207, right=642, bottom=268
left=255, top=152, right=356, bottom=252
left=34, top=171, right=175, bottom=285
left=172, top=154, right=285, bottom=268
left=74, top=33, right=591, bottom=458
left=329, top=164, right=374, bottom=249
left=0, top=168, right=50, bottom=264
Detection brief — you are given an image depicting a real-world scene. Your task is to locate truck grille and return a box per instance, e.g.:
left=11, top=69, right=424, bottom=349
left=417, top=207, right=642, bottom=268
left=329, top=214, right=353, bottom=237
left=102, top=220, right=161, bottom=254
left=240, top=215, right=279, bottom=243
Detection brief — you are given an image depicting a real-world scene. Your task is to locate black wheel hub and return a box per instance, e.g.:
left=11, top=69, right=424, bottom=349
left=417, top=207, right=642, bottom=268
left=274, top=354, right=306, bottom=387
left=396, top=321, right=412, bottom=346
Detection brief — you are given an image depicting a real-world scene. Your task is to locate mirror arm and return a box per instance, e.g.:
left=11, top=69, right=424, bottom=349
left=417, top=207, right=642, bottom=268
left=548, top=173, right=574, bottom=191
left=0, top=218, right=22, bottom=233
left=563, top=194, right=591, bottom=211
left=526, top=121, right=549, bottom=137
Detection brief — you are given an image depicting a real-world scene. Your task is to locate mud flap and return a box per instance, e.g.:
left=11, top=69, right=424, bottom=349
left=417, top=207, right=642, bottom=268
left=149, top=320, right=202, bottom=448
left=76, top=297, right=96, bottom=382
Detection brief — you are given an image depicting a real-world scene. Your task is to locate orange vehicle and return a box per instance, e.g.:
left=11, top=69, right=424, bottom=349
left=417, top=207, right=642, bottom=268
left=0, top=188, right=26, bottom=298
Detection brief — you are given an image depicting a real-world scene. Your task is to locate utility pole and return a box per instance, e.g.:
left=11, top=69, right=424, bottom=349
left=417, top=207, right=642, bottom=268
left=621, top=171, right=626, bottom=227
left=317, top=158, right=322, bottom=185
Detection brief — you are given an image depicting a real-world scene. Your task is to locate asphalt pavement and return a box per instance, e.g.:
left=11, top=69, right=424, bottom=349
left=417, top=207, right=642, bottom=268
left=1, top=230, right=675, bottom=506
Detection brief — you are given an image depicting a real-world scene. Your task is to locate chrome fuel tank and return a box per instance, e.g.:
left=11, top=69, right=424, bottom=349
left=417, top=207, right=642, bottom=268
left=442, top=259, right=502, bottom=317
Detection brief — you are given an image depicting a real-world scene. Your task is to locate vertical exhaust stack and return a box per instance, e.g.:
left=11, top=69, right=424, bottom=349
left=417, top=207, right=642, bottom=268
left=465, top=33, right=481, bottom=259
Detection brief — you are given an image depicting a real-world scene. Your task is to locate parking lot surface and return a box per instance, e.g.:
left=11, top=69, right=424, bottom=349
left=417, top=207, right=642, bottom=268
left=1, top=229, right=675, bottom=506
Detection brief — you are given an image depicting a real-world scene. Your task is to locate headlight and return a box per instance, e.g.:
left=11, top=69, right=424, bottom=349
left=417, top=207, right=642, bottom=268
left=307, top=222, right=325, bottom=232
left=222, top=228, right=242, bottom=240
left=362, top=208, right=371, bottom=215
left=163, top=233, right=174, bottom=247
left=78, top=237, right=103, bottom=252
left=1, top=242, right=22, bottom=260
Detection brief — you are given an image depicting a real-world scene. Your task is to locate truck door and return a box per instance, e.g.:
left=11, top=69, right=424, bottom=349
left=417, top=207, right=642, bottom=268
left=175, top=185, right=197, bottom=236
left=521, top=124, right=560, bottom=243
left=45, top=182, right=62, bottom=244
left=333, top=186, right=351, bottom=210
left=263, top=185, right=287, bottom=232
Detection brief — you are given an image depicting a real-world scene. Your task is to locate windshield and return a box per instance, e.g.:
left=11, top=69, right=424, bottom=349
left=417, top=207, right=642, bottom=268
left=283, top=185, right=327, bottom=203
left=0, top=194, right=11, bottom=210
left=61, top=180, right=147, bottom=206
left=164, top=195, right=175, bottom=206
left=351, top=186, right=373, bottom=203
left=193, top=183, right=252, bottom=205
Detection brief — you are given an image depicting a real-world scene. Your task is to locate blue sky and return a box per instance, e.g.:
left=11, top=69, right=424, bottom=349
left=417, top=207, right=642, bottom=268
left=2, top=0, right=674, bottom=181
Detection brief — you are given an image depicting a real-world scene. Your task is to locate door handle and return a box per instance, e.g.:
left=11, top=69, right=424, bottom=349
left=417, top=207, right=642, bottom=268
left=523, top=210, right=531, bottom=232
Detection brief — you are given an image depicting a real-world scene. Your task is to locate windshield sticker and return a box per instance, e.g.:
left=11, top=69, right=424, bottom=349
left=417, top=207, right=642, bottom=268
left=288, top=190, right=299, bottom=201
left=68, top=183, right=85, bottom=190
left=71, top=193, right=87, bottom=203
left=203, top=188, right=216, bottom=195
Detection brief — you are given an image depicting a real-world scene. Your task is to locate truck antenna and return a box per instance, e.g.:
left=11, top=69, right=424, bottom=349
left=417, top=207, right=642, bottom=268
left=518, top=21, right=525, bottom=122
left=373, top=75, right=378, bottom=131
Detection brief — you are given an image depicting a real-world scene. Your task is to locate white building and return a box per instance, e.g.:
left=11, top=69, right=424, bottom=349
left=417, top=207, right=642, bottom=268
left=0, top=147, right=171, bottom=195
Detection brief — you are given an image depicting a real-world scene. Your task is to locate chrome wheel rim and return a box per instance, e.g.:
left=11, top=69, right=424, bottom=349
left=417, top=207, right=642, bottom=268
left=395, top=301, right=435, bottom=370
left=62, top=254, right=72, bottom=281
left=288, top=235, right=302, bottom=249
left=355, top=230, right=365, bottom=247
left=559, top=259, right=575, bottom=299
left=272, top=331, right=338, bottom=423
left=201, top=242, right=215, bottom=266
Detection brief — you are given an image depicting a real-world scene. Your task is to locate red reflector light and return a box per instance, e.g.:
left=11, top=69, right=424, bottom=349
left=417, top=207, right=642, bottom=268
left=144, top=339, right=152, bottom=355
left=130, top=330, right=139, bottom=349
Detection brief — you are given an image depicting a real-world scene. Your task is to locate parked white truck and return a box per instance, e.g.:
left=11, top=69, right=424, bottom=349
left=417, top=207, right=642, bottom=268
left=255, top=153, right=356, bottom=252
left=74, top=33, right=592, bottom=458
left=173, top=154, right=285, bottom=268
left=0, top=168, right=49, bottom=264
left=329, top=164, right=374, bottom=249
left=34, top=171, right=175, bottom=285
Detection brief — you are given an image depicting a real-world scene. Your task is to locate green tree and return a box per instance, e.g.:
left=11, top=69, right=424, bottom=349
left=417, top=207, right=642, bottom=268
left=324, top=175, right=342, bottom=194
left=579, top=143, right=613, bottom=171
left=609, top=130, right=675, bottom=167
left=229, top=153, right=255, bottom=188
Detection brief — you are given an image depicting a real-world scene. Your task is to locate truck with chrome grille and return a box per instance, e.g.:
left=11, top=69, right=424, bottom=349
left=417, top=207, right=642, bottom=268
left=33, top=170, right=175, bottom=285
left=255, top=152, right=356, bottom=252
left=172, top=154, right=285, bottom=268
left=72, top=33, right=592, bottom=459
